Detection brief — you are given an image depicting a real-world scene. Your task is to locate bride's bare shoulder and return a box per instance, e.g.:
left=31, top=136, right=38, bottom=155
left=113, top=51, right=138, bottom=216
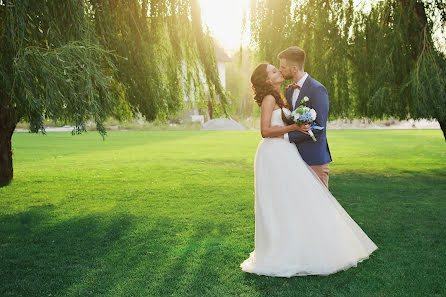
left=261, top=95, right=276, bottom=108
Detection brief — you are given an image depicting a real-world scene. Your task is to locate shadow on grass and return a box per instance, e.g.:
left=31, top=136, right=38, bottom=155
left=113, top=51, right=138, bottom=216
left=1, top=169, right=445, bottom=297
left=74, top=217, right=239, bottom=296
left=0, top=204, right=136, bottom=296
left=0, top=206, right=236, bottom=296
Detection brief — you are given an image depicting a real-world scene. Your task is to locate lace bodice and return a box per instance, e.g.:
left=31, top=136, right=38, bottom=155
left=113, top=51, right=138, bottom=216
left=271, top=108, right=291, bottom=127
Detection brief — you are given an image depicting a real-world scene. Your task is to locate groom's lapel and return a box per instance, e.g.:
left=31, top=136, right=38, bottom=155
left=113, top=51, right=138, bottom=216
left=297, top=74, right=312, bottom=107
left=285, top=86, right=293, bottom=109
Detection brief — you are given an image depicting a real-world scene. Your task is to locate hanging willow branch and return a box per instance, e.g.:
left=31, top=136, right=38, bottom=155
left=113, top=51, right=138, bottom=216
left=13, top=42, right=117, bottom=135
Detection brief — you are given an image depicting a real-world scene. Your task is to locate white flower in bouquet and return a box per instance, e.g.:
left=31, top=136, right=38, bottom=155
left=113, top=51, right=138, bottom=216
left=291, top=110, right=300, bottom=121
left=310, top=109, right=317, bottom=121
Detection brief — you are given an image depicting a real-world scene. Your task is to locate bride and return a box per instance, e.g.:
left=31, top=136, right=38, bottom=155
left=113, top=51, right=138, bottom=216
left=240, top=63, right=378, bottom=277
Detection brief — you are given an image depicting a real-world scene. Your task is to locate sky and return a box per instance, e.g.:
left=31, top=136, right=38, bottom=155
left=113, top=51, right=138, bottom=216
left=198, top=0, right=445, bottom=54
left=197, top=0, right=251, bottom=53
left=197, top=0, right=376, bottom=54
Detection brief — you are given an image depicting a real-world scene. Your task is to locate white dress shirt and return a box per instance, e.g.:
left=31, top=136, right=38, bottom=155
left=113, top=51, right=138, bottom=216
left=284, top=73, right=308, bottom=142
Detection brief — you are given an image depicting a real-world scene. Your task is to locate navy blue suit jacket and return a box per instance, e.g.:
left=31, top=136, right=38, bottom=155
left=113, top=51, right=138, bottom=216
left=286, top=75, right=332, bottom=165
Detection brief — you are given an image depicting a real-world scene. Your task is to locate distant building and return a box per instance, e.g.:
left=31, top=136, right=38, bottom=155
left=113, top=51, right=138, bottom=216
left=184, top=41, right=231, bottom=124
left=215, top=43, right=231, bottom=90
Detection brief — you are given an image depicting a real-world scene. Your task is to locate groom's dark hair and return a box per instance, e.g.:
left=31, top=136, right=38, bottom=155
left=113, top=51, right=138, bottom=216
left=277, top=46, right=305, bottom=70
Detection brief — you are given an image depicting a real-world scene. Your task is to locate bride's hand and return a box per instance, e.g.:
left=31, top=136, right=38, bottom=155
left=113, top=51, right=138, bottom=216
left=291, top=123, right=311, bottom=135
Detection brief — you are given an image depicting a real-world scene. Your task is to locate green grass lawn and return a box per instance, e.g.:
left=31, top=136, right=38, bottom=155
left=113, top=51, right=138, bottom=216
left=1, top=130, right=445, bottom=297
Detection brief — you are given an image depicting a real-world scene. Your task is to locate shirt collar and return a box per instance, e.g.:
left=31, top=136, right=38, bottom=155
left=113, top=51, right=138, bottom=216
left=295, top=72, right=308, bottom=88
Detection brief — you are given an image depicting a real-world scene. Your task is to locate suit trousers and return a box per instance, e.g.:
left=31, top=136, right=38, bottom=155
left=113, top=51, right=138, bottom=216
left=309, top=163, right=330, bottom=188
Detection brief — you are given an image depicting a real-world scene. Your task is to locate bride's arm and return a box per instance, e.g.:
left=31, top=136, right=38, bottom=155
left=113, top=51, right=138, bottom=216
left=260, top=95, right=307, bottom=138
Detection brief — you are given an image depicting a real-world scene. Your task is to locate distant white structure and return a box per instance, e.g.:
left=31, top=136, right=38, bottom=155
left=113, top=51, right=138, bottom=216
left=184, top=41, right=231, bottom=123
left=201, top=118, right=246, bottom=130
left=215, top=44, right=231, bottom=89
left=190, top=114, right=205, bottom=124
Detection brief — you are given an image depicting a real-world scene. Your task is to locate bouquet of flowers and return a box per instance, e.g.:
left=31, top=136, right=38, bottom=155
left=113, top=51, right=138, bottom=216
left=290, top=96, right=324, bottom=142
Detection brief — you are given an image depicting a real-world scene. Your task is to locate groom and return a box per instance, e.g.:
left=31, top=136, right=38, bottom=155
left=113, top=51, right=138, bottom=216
left=278, top=46, right=332, bottom=188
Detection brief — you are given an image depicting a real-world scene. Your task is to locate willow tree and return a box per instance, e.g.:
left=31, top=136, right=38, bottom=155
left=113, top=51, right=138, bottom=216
left=249, top=0, right=446, bottom=139
left=0, top=0, right=227, bottom=186
left=350, top=0, right=446, bottom=139
left=0, top=0, right=117, bottom=186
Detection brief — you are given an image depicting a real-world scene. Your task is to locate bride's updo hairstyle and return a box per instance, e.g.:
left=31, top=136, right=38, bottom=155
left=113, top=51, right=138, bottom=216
left=250, top=63, right=292, bottom=125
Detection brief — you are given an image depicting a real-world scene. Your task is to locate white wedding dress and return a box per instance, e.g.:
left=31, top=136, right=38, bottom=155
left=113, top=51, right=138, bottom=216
left=240, top=108, right=378, bottom=277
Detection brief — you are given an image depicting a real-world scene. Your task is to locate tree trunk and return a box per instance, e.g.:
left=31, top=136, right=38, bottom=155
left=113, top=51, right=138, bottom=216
left=208, top=99, right=213, bottom=120
left=438, top=118, right=446, bottom=142
left=0, top=93, right=17, bottom=187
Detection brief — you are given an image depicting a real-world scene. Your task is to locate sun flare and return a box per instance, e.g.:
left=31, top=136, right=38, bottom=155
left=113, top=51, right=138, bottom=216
left=198, top=0, right=251, bottom=52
